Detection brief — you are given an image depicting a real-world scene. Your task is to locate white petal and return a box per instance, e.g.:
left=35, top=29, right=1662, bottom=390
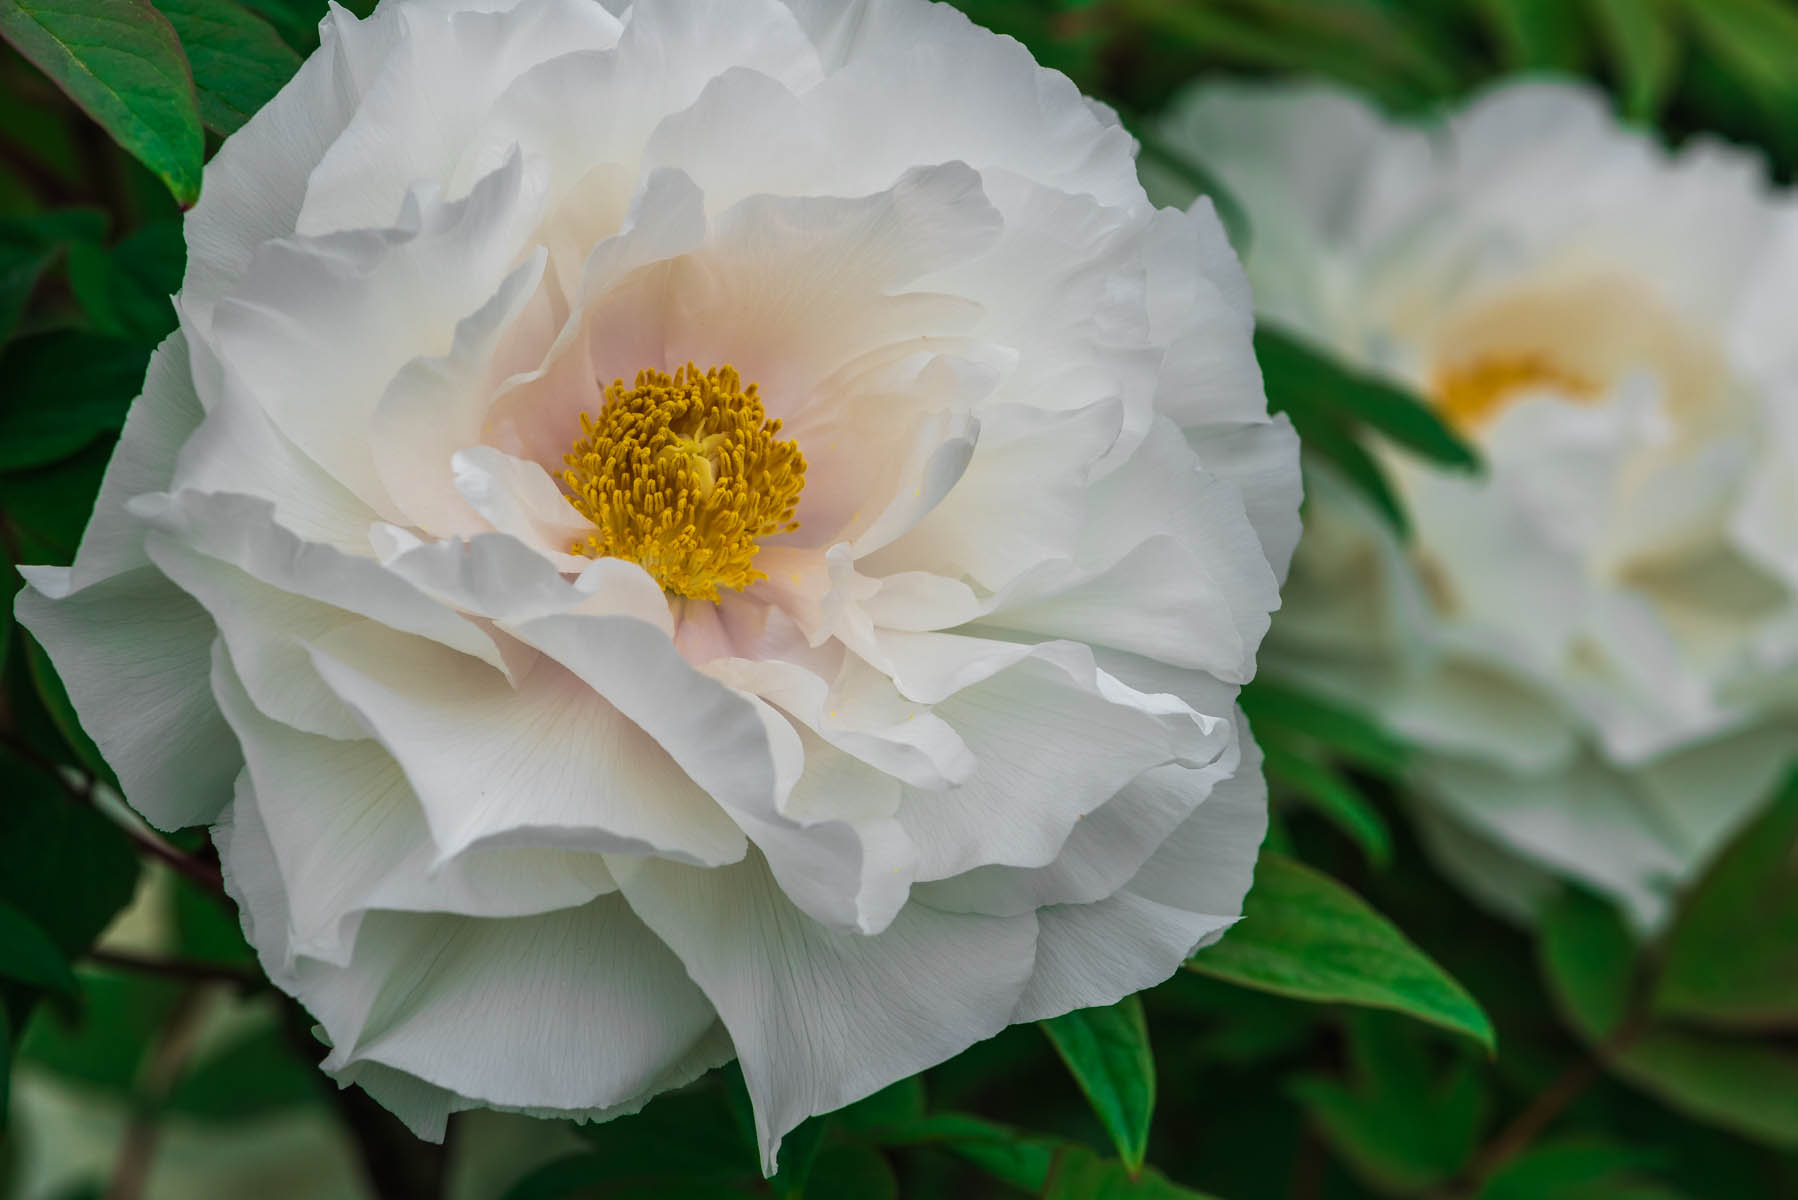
left=307, top=620, right=747, bottom=865
left=892, top=639, right=1231, bottom=880
left=1012, top=732, right=1268, bottom=1021
left=618, top=852, right=1038, bottom=1173
left=212, top=641, right=613, bottom=965
left=14, top=568, right=238, bottom=830
left=315, top=897, right=721, bottom=1114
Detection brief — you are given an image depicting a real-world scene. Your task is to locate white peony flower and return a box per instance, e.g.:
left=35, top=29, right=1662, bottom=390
left=16, top=0, right=1299, bottom=1166
left=1162, top=79, right=1798, bottom=929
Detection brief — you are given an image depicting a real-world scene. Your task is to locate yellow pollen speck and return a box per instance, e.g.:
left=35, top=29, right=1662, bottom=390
left=562, top=363, right=806, bottom=601
left=1430, top=353, right=1601, bottom=430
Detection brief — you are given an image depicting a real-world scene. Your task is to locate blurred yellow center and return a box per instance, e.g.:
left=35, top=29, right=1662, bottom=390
left=1430, top=353, right=1601, bottom=429
left=562, top=364, right=806, bottom=601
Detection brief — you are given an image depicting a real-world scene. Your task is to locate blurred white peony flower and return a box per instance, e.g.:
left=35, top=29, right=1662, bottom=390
left=1164, top=80, right=1798, bottom=929
left=15, top=0, right=1299, bottom=1167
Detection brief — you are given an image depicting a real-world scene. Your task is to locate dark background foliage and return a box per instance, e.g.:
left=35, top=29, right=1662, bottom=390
left=2, top=0, right=1797, bottom=1197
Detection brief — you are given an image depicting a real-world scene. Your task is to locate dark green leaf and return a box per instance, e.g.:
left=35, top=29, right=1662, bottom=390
left=1291, top=1012, right=1488, bottom=1192
left=0, top=994, right=11, bottom=1125
left=0, top=0, right=203, bottom=205
left=1607, top=1031, right=1798, bottom=1150
left=1290, top=408, right=1411, bottom=536
left=1257, top=326, right=1480, bottom=472
left=163, top=1023, right=322, bottom=1119
left=569, top=1086, right=758, bottom=1184
left=499, top=1156, right=738, bottom=1200
left=0, top=748, right=137, bottom=962
left=1655, top=769, right=1798, bottom=1030
left=18, top=968, right=179, bottom=1090
left=171, top=870, right=256, bottom=966
left=0, top=330, right=149, bottom=469
left=1262, top=745, right=1394, bottom=869
left=1041, top=1144, right=1219, bottom=1200
left=1239, top=677, right=1410, bottom=778
left=1478, top=1137, right=1673, bottom=1200
left=0, top=438, right=114, bottom=566
left=802, top=1144, right=899, bottom=1200
left=0, top=244, right=53, bottom=344
left=1685, top=0, right=1798, bottom=112
left=1478, top=0, right=1590, bottom=69
left=1188, top=854, right=1495, bottom=1050
left=769, top=1114, right=828, bottom=1196
left=65, top=218, right=182, bottom=342
left=1539, top=886, right=1641, bottom=1042
left=0, top=897, right=78, bottom=996
left=1039, top=995, right=1155, bottom=1173
left=157, top=0, right=300, bottom=134
left=834, top=1077, right=925, bottom=1133
left=865, top=1113, right=1057, bottom=1194
left=1585, top=0, right=1680, bottom=121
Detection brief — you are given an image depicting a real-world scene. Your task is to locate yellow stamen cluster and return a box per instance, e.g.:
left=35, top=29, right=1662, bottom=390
left=1431, top=353, right=1600, bottom=430
left=562, top=364, right=806, bottom=601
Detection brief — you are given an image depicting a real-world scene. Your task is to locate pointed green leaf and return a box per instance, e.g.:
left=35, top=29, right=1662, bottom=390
left=1257, top=326, right=1479, bottom=471
left=1042, top=1144, right=1221, bottom=1199
left=1239, top=678, right=1409, bottom=778
left=863, top=1113, right=1057, bottom=1194
left=1538, top=886, right=1640, bottom=1041
left=1262, top=746, right=1394, bottom=869
left=0, top=897, right=79, bottom=997
left=1478, top=0, right=1590, bottom=69
left=1039, top=994, right=1155, bottom=1173
left=1585, top=0, right=1680, bottom=121
left=0, top=0, right=203, bottom=205
left=1188, top=854, right=1495, bottom=1050
left=157, top=0, right=300, bottom=134
left=0, top=330, right=150, bottom=470
left=1655, top=769, right=1798, bottom=1030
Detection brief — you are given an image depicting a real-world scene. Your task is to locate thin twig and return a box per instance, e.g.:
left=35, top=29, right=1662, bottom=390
left=87, top=947, right=262, bottom=991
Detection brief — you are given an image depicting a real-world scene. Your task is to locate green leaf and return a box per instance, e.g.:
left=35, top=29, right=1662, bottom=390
left=0, top=897, right=79, bottom=996
left=499, top=1157, right=737, bottom=1200
left=0, top=244, right=54, bottom=345
left=802, top=1144, right=899, bottom=1200
left=65, top=218, right=183, bottom=342
left=1238, top=678, right=1409, bottom=778
left=157, top=0, right=300, bottom=134
left=1685, top=0, right=1798, bottom=111
left=1039, top=995, right=1155, bottom=1173
left=833, top=1077, right=925, bottom=1133
left=0, top=439, right=115, bottom=567
left=1478, top=0, right=1590, bottom=69
left=0, top=749, right=138, bottom=965
left=1477, top=1137, right=1674, bottom=1200
left=1256, top=326, right=1480, bottom=472
left=1539, top=885, right=1798, bottom=1149
left=1289, top=406, right=1411, bottom=536
left=1607, top=1031, right=1798, bottom=1150
left=569, top=1086, right=758, bottom=1185
left=0, top=0, right=204, bottom=205
left=163, top=1024, right=322, bottom=1120
left=1291, top=1012, right=1488, bottom=1192
left=1654, top=768, right=1798, bottom=1030
left=865, top=1113, right=1057, bottom=1194
left=1262, top=746, right=1394, bottom=870
left=1585, top=0, right=1680, bottom=121
left=0, top=330, right=149, bottom=469
left=1041, top=1144, right=1220, bottom=1200
left=1539, top=886, right=1641, bottom=1042
left=18, top=968, right=180, bottom=1090
left=1188, top=854, right=1495, bottom=1051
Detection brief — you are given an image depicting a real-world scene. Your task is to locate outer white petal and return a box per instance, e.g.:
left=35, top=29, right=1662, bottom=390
left=213, top=643, right=613, bottom=967
left=891, top=639, right=1230, bottom=880
left=1012, top=732, right=1268, bottom=1021
left=617, top=852, right=1039, bottom=1173
left=306, top=620, right=748, bottom=865
left=14, top=568, right=238, bottom=830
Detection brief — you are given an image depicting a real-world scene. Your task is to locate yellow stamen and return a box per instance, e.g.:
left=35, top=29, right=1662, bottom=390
left=1431, top=353, right=1601, bottom=430
left=562, top=363, right=806, bottom=601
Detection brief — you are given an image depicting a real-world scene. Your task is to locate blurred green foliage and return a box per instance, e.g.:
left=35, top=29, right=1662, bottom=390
left=2, top=0, right=1797, bottom=1197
